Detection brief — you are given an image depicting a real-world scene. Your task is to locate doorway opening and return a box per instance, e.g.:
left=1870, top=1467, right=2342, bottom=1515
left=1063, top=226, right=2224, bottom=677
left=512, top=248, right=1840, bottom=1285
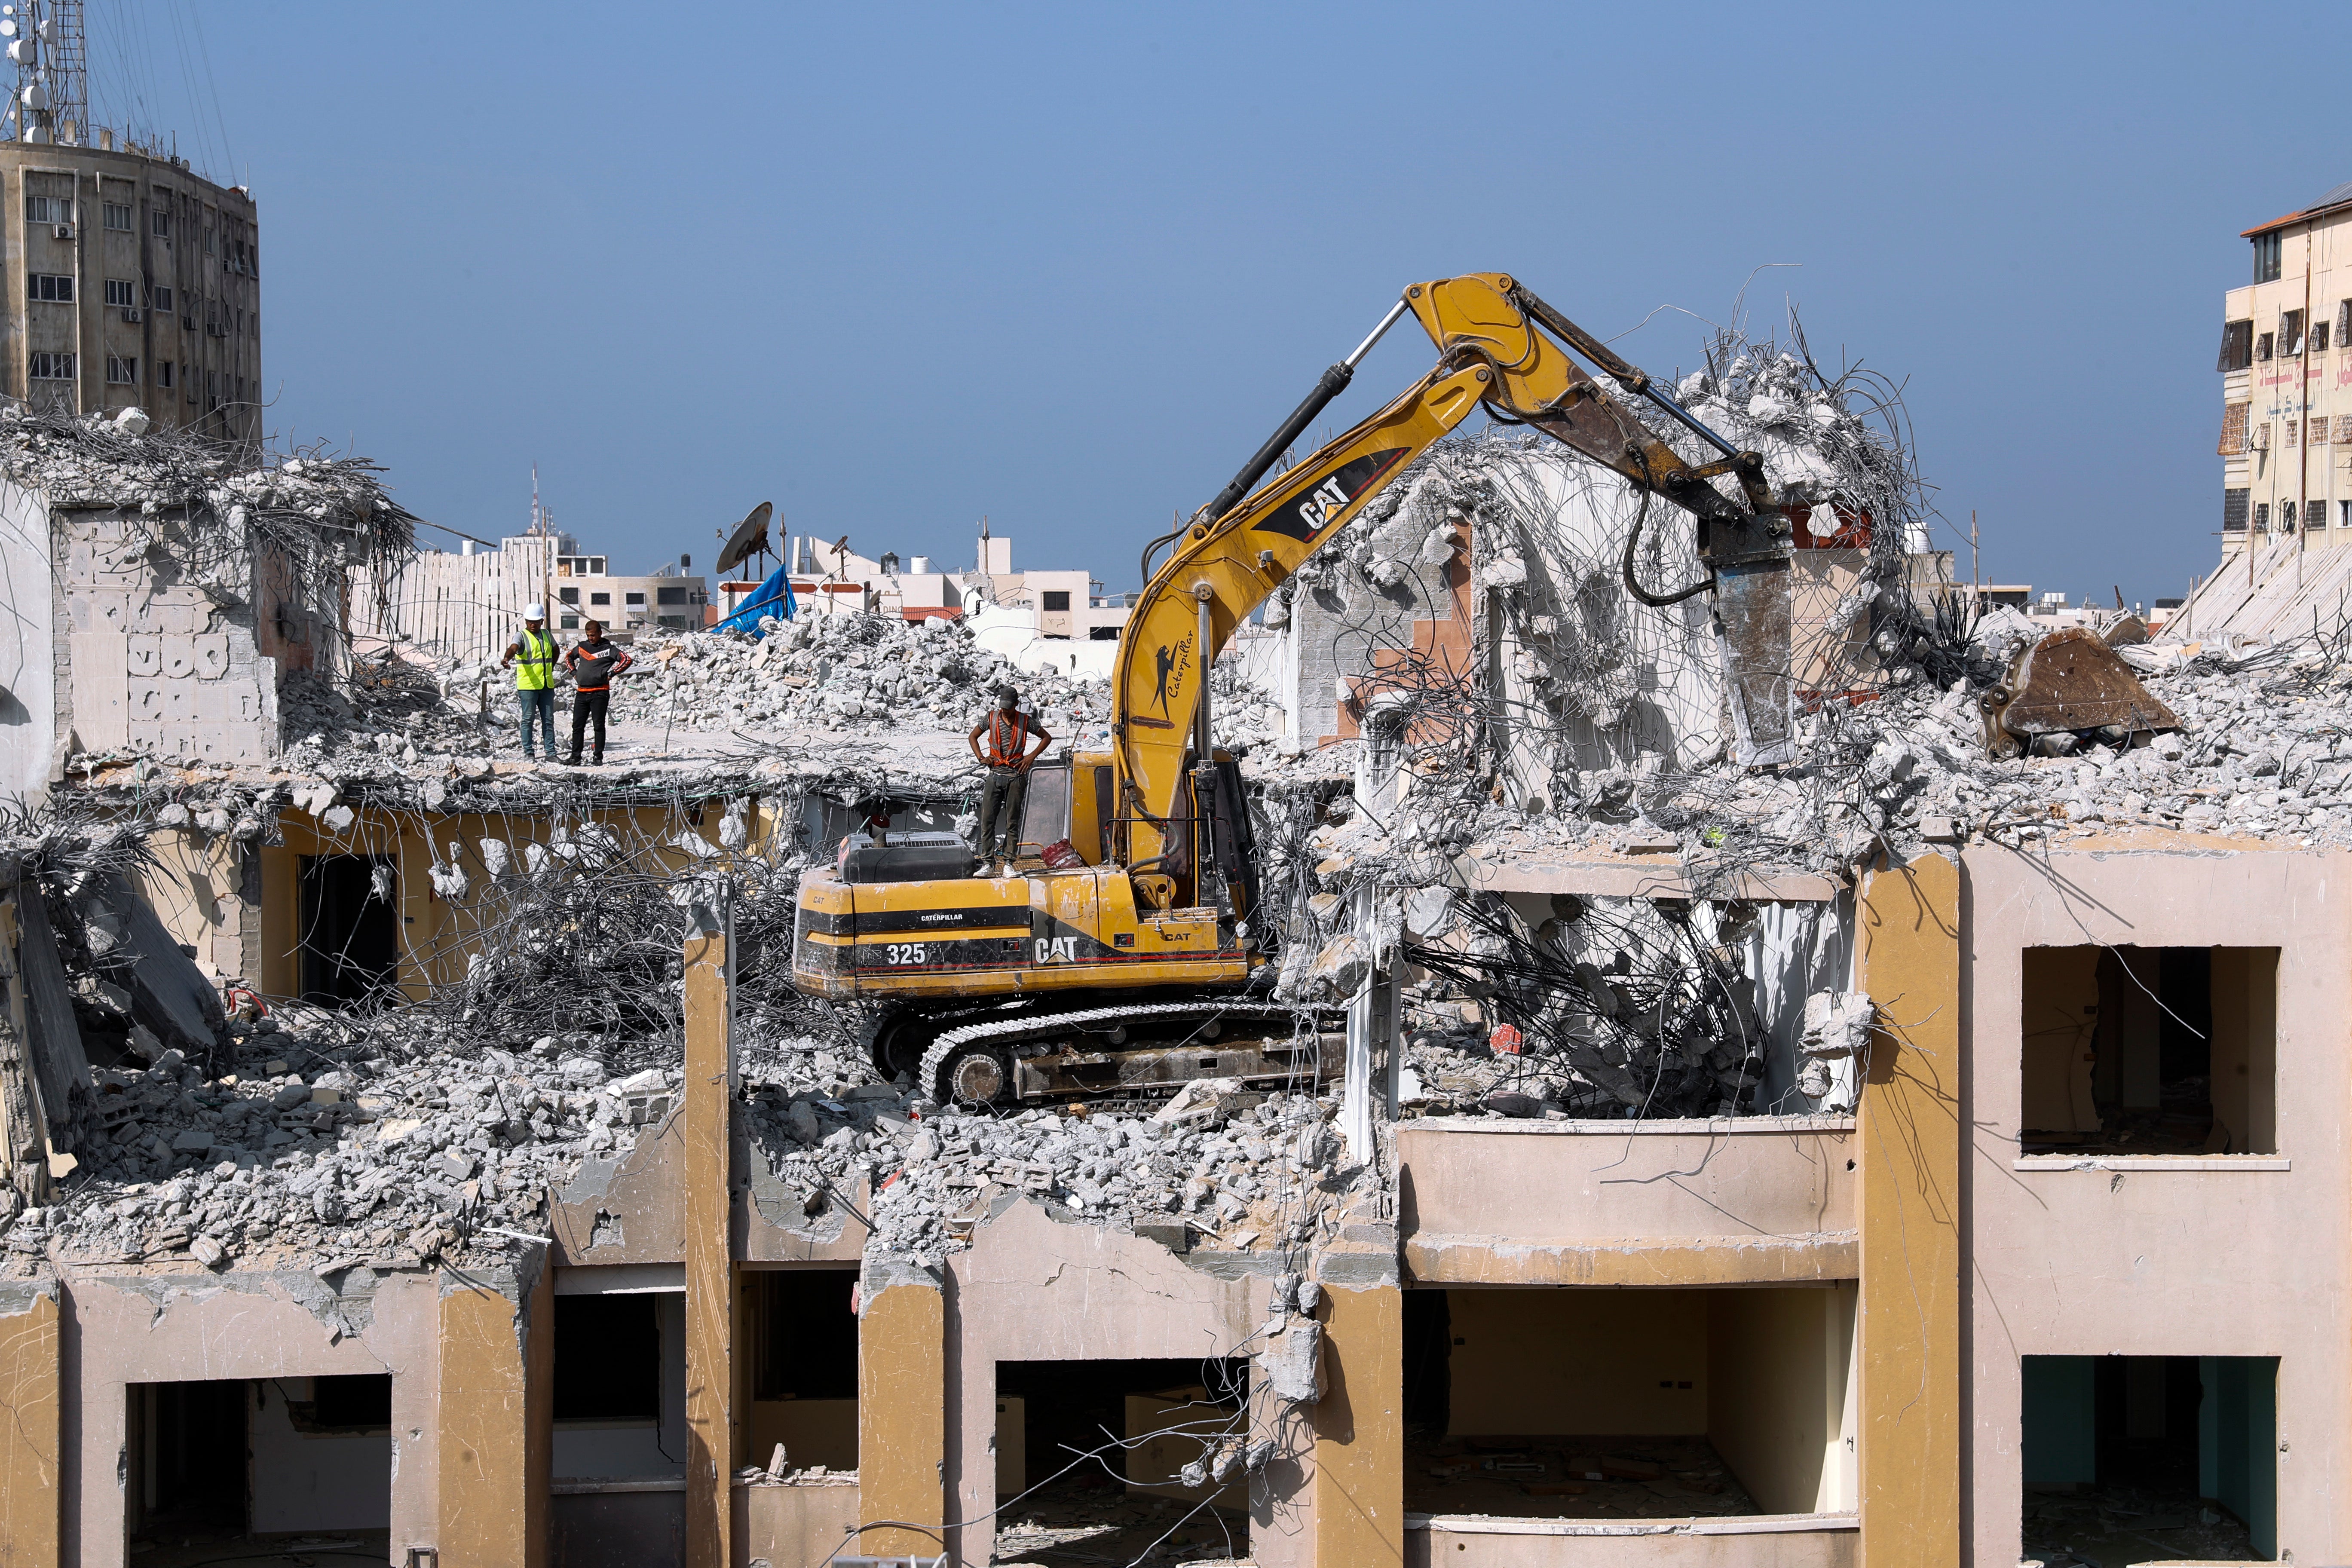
left=297, top=854, right=398, bottom=1007
left=128, top=1376, right=392, bottom=1562
left=2022, top=1354, right=2274, bottom=1562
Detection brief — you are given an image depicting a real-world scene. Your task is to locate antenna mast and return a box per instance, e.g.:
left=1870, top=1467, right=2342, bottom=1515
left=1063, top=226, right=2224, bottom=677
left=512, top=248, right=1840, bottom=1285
left=6, top=1, right=84, bottom=145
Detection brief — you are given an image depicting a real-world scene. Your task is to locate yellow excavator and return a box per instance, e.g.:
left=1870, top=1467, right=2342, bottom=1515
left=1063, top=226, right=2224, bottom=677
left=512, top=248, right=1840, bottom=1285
left=792, top=273, right=1792, bottom=1105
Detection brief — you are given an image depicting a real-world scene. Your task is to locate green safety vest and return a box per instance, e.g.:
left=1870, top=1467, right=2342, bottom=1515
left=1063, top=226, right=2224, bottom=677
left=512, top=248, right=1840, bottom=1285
left=513, top=628, right=557, bottom=690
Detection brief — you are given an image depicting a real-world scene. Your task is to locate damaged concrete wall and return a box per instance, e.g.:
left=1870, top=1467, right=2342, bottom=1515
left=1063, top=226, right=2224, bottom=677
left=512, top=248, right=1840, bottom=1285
left=0, top=477, right=54, bottom=801
left=64, top=1266, right=440, bottom=1568
left=1963, top=844, right=2352, bottom=1563
left=1396, top=1119, right=1856, bottom=1287
left=59, top=508, right=281, bottom=765
left=941, top=1200, right=1279, bottom=1568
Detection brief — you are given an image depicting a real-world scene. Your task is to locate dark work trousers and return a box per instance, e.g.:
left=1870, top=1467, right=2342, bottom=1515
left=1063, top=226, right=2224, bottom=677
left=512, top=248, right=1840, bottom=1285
left=976, top=765, right=1029, bottom=861
left=569, top=690, right=611, bottom=763
left=516, top=687, right=556, bottom=756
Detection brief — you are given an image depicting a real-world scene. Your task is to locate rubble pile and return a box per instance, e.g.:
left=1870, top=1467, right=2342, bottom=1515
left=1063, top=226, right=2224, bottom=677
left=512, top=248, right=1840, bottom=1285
left=741, top=1040, right=1354, bottom=1266
left=592, top=612, right=1112, bottom=738
left=9, top=1020, right=665, bottom=1272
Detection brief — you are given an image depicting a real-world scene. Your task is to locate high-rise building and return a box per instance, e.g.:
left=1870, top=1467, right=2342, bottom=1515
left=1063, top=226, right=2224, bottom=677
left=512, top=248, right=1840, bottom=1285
left=0, top=2, right=260, bottom=440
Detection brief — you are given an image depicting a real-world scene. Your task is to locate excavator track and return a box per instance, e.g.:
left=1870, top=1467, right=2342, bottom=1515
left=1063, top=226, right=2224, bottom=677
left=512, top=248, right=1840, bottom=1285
left=918, top=1000, right=1342, bottom=1109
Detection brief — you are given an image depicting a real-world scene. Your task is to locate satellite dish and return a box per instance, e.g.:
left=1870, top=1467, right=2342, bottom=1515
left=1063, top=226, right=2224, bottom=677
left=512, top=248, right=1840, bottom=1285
left=715, top=500, right=773, bottom=575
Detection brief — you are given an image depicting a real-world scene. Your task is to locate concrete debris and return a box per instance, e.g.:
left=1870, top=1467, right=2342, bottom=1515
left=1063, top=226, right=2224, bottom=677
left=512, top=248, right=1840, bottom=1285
left=4, top=1010, right=659, bottom=1271
left=1254, top=1316, right=1324, bottom=1404
left=740, top=1036, right=1355, bottom=1267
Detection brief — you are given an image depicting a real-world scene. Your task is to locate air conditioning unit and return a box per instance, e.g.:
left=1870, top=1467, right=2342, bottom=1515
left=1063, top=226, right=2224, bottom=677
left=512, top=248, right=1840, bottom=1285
left=51, top=224, right=70, bottom=240
left=118, top=307, right=140, bottom=323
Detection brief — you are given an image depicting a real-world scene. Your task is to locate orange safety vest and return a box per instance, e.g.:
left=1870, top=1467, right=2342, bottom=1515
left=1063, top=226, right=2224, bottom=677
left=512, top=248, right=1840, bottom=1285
left=986, top=709, right=1032, bottom=766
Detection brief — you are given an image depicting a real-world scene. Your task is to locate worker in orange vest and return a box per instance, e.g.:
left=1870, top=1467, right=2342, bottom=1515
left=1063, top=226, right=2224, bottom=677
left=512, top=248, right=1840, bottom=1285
left=965, top=684, right=1052, bottom=877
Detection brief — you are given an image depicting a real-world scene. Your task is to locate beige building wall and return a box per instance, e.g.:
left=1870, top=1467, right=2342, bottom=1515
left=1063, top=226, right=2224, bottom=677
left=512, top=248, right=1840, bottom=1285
left=0, top=140, right=259, bottom=444
left=2220, top=184, right=2352, bottom=551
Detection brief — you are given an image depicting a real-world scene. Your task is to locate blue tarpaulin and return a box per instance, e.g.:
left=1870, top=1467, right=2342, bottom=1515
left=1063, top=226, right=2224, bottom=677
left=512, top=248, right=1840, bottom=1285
left=714, top=563, right=797, bottom=637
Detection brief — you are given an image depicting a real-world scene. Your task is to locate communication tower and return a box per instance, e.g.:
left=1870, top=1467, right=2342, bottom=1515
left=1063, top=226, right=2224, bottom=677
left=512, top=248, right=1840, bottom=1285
left=3, top=0, right=83, bottom=145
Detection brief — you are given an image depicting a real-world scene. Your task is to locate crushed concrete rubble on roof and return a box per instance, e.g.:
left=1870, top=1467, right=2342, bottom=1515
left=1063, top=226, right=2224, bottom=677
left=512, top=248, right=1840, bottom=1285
left=6, top=1009, right=666, bottom=1275
left=20, top=308, right=2352, bottom=1287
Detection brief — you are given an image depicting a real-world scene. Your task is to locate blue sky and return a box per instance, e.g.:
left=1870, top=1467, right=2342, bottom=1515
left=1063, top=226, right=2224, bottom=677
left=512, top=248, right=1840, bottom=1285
left=112, top=3, right=2333, bottom=603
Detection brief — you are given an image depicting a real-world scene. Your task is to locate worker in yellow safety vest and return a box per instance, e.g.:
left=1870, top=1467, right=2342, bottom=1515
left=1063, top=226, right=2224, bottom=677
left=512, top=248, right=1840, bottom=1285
left=501, top=603, right=560, bottom=760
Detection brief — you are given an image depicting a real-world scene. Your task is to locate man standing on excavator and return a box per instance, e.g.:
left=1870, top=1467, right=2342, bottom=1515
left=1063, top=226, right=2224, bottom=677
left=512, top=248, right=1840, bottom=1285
left=967, top=684, right=1051, bottom=876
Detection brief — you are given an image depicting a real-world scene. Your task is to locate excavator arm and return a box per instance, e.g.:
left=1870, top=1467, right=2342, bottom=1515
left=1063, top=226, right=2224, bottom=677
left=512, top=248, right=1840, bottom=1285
left=1109, top=273, right=1794, bottom=884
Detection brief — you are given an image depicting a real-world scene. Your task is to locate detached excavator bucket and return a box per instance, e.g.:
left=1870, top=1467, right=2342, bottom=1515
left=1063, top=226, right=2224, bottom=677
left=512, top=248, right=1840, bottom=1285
left=1982, top=628, right=2180, bottom=757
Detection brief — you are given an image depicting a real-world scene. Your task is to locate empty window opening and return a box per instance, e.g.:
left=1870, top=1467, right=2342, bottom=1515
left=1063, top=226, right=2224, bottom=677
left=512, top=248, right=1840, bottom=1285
left=747, top=1268, right=858, bottom=1475
left=2022, top=1355, right=2275, bottom=1561
left=296, top=854, right=399, bottom=1008
left=128, top=1376, right=392, bottom=1556
left=2020, top=947, right=2275, bottom=1156
left=1041, top=589, right=1072, bottom=612
left=1401, top=1285, right=1856, bottom=1521
left=551, top=1287, right=686, bottom=1481
left=993, top=1357, right=1250, bottom=1562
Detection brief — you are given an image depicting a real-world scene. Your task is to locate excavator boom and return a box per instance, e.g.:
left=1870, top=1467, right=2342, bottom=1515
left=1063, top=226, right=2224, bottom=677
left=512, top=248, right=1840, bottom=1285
left=1111, top=273, right=1794, bottom=873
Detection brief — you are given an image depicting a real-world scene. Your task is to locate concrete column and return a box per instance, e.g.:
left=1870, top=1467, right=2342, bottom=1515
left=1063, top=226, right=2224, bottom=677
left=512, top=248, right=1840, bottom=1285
left=857, top=1259, right=946, bottom=1558
left=436, top=1261, right=551, bottom=1568
left=683, top=917, right=735, bottom=1568
left=0, top=1282, right=59, bottom=1566
left=1311, top=1283, right=1403, bottom=1567
left=1856, top=853, right=1961, bottom=1567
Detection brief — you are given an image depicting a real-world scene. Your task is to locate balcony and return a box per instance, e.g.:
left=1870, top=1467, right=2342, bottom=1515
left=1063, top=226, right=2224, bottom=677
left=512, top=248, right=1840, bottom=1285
left=1396, top=1115, right=1857, bottom=1286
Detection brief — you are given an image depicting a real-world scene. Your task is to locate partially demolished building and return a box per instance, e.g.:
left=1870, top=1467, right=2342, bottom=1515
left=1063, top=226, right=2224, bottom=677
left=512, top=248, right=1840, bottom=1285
left=0, top=318, right=2327, bottom=1568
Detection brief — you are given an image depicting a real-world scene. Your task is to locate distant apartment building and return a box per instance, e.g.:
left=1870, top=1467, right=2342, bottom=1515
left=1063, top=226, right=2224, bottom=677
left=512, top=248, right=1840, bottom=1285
left=551, top=545, right=707, bottom=633
left=0, top=135, right=260, bottom=443
left=2217, top=180, right=2352, bottom=548
left=780, top=528, right=1130, bottom=638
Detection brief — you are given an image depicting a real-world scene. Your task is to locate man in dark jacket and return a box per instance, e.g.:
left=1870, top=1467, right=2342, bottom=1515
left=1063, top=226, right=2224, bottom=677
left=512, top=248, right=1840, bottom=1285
left=562, top=620, right=633, bottom=765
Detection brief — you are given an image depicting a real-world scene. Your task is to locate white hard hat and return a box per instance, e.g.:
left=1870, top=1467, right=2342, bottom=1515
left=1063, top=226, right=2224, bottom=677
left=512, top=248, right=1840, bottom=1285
left=524, top=603, right=547, bottom=621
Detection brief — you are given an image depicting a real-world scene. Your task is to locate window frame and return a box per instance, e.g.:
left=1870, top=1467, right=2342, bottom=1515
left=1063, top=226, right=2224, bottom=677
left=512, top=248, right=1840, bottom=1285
left=2219, top=402, right=2250, bottom=456
left=25, top=273, right=72, bottom=303
left=2254, top=231, right=2284, bottom=283
left=2217, top=319, right=2254, bottom=372
left=25, top=352, right=74, bottom=382
left=102, top=278, right=135, bottom=309
left=103, top=355, right=136, bottom=386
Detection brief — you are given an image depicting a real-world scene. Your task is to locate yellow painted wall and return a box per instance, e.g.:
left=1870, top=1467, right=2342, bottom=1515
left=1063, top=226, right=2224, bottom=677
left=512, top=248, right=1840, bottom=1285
left=1857, top=855, right=1961, bottom=1568
left=1445, top=1289, right=1707, bottom=1437
left=1314, top=1283, right=1402, bottom=1568
left=437, top=1266, right=552, bottom=1568
left=1706, top=1284, right=1855, bottom=1514
left=0, top=1288, right=58, bottom=1566
left=132, top=828, right=248, bottom=982
left=256, top=799, right=768, bottom=1004
left=857, top=1281, right=945, bottom=1558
